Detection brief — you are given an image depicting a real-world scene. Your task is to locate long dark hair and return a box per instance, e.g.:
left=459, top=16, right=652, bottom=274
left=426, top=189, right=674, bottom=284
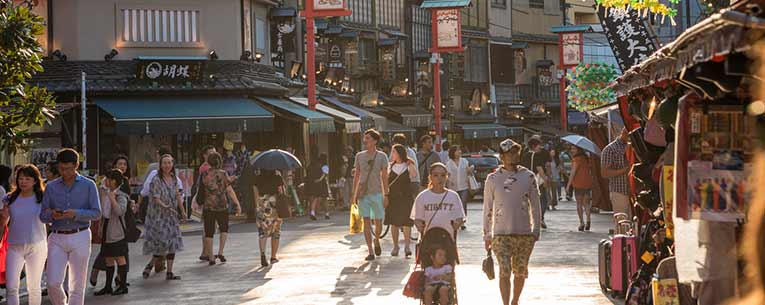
left=7, top=164, right=45, bottom=204
left=158, top=154, right=176, bottom=181
left=550, top=149, right=562, bottom=165
left=112, top=155, right=130, bottom=178
left=571, top=146, right=588, bottom=159
left=391, top=144, right=409, bottom=164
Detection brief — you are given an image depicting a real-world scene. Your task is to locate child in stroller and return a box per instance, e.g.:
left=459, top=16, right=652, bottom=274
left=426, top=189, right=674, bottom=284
left=424, top=247, right=453, bottom=305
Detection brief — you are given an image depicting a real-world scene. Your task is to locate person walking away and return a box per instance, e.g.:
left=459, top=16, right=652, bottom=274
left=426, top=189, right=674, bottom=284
left=253, top=169, right=285, bottom=267
left=1, top=165, right=48, bottom=305
left=194, top=145, right=216, bottom=261
left=600, top=128, right=632, bottom=219
left=91, top=156, right=134, bottom=288
left=340, top=146, right=355, bottom=209
left=411, top=163, right=465, bottom=239
left=307, top=153, right=330, bottom=220
left=350, top=129, right=390, bottom=261
left=439, top=141, right=452, bottom=164
left=549, top=149, right=563, bottom=210
left=199, top=152, right=242, bottom=265
left=391, top=134, right=421, bottom=196
left=445, top=146, right=472, bottom=230
left=567, top=146, right=594, bottom=231
left=385, top=144, right=417, bottom=258
left=40, top=149, right=102, bottom=305
left=142, top=154, right=186, bottom=280
left=483, top=139, right=542, bottom=305
left=94, top=169, right=130, bottom=296
left=417, top=135, right=441, bottom=192
left=522, top=135, right=550, bottom=229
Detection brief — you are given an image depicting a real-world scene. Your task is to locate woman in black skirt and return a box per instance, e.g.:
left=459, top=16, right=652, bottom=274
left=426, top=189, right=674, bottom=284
left=91, top=156, right=133, bottom=288
left=385, top=144, right=418, bottom=258
left=94, top=169, right=130, bottom=296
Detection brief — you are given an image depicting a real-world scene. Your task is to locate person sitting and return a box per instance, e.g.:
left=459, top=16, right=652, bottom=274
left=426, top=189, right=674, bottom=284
left=424, top=247, right=453, bottom=305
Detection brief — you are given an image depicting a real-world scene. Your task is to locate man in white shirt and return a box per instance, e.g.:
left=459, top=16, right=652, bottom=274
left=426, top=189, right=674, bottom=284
left=483, top=139, right=542, bottom=305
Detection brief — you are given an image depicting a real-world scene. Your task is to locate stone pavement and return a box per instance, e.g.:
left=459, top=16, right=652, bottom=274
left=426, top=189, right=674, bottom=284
left=36, top=199, right=623, bottom=305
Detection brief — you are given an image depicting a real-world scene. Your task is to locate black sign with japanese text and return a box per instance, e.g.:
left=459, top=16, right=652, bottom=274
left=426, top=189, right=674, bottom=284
left=136, top=60, right=205, bottom=83
left=596, top=6, right=656, bottom=71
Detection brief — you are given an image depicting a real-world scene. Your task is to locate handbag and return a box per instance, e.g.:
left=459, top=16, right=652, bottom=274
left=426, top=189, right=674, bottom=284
left=349, top=203, right=363, bottom=234
left=403, top=192, right=449, bottom=299
left=482, top=249, right=495, bottom=280
left=276, top=193, right=291, bottom=219
left=118, top=206, right=142, bottom=243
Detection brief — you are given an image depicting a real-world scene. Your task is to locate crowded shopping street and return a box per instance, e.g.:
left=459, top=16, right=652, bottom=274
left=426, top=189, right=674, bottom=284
left=3, top=0, right=765, bottom=304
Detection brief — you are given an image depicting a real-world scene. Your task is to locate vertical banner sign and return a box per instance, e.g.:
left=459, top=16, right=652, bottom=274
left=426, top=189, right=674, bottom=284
left=560, top=32, right=583, bottom=67
left=596, top=7, right=656, bottom=71
left=434, top=9, right=461, bottom=50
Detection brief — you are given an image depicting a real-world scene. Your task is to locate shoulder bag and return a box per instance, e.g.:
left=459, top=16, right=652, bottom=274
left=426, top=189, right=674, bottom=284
left=403, top=191, right=449, bottom=299
left=117, top=193, right=142, bottom=243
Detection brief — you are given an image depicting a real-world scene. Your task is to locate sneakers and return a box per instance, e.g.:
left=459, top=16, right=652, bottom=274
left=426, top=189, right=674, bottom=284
left=365, top=254, right=375, bottom=261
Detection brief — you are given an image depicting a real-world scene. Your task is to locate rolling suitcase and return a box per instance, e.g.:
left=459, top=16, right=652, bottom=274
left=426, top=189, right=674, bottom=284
left=598, top=238, right=612, bottom=291
left=610, top=234, right=638, bottom=296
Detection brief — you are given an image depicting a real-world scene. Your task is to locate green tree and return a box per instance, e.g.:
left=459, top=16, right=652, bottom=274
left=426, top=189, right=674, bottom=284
left=0, top=0, right=56, bottom=154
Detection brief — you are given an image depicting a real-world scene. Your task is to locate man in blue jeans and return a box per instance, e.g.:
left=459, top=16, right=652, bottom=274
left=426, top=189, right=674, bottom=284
left=41, top=148, right=102, bottom=305
left=350, top=129, right=390, bottom=261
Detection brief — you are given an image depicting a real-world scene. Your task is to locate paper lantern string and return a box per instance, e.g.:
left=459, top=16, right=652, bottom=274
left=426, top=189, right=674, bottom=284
left=566, top=63, right=618, bottom=112
left=595, top=0, right=678, bottom=23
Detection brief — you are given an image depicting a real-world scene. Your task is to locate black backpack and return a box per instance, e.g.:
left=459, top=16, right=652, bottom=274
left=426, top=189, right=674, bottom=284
left=118, top=205, right=142, bottom=243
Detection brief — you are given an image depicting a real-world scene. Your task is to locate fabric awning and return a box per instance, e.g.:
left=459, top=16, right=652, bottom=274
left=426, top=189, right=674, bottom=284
left=525, top=124, right=570, bottom=137
left=96, top=96, right=273, bottom=135
left=384, top=106, right=433, bottom=128
left=459, top=123, right=509, bottom=140
left=381, top=120, right=416, bottom=140
left=255, top=96, right=336, bottom=134
left=320, top=96, right=385, bottom=131
left=289, top=97, right=362, bottom=133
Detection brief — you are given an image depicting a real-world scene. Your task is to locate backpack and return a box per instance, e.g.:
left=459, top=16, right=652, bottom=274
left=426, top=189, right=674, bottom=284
left=119, top=204, right=142, bottom=243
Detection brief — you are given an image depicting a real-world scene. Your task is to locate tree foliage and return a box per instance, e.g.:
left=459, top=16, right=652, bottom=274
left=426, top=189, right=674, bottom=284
left=0, top=0, right=56, bottom=154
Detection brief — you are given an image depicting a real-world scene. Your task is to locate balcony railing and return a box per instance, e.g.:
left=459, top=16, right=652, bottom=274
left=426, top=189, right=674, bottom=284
left=495, top=80, right=560, bottom=105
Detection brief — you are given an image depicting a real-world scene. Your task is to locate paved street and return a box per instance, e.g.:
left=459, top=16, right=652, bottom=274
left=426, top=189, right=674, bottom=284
left=63, top=199, right=621, bottom=305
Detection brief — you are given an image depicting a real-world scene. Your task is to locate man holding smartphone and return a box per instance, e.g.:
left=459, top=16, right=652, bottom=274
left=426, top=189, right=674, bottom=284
left=40, top=149, right=102, bottom=305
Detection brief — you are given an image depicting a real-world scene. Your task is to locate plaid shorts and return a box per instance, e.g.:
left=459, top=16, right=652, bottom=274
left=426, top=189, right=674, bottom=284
left=492, top=235, right=536, bottom=278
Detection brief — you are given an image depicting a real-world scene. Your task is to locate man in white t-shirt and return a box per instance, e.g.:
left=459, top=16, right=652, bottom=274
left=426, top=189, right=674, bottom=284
left=483, top=139, right=542, bottom=305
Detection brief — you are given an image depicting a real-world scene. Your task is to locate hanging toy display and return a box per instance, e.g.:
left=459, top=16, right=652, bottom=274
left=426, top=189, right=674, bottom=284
left=595, top=0, right=679, bottom=25
left=566, top=63, right=619, bottom=112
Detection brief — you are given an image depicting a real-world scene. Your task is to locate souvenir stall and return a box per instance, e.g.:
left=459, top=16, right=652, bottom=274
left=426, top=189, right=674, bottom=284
left=600, top=1, right=765, bottom=304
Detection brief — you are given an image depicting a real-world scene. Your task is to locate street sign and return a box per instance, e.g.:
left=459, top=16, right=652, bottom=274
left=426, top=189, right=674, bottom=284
left=432, top=8, right=464, bottom=52
left=560, top=32, right=583, bottom=67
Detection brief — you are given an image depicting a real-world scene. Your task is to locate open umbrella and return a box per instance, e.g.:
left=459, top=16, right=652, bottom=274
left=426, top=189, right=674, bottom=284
left=561, top=135, right=602, bottom=156
left=251, top=149, right=303, bottom=170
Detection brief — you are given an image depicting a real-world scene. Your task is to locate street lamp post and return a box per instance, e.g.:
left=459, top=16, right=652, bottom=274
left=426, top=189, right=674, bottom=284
left=300, top=0, right=351, bottom=110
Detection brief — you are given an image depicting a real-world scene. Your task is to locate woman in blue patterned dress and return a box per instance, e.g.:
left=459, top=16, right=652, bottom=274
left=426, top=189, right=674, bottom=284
left=142, top=154, right=186, bottom=280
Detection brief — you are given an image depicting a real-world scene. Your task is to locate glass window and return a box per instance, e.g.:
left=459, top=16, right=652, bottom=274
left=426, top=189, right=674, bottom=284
left=255, top=18, right=266, bottom=50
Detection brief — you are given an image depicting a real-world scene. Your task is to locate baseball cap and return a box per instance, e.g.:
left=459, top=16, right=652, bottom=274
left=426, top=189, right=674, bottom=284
left=499, top=139, right=521, bottom=154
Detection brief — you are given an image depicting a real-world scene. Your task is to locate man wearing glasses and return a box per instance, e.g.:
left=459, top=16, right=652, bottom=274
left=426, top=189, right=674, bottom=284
left=41, top=148, right=102, bottom=305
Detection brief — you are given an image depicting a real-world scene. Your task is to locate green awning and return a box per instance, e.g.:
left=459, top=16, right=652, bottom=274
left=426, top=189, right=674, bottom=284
left=384, top=106, right=433, bottom=128
left=255, top=96, right=336, bottom=134
left=420, top=0, right=471, bottom=8
left=96, top=96, right=273, bottom=135
left=321, top=96, right=385, bottom=131
left=459, top=123, right=509, bottom=139
left=289, top=97, right=362, bottom=133
left=381, top=120, right=416, bottom=140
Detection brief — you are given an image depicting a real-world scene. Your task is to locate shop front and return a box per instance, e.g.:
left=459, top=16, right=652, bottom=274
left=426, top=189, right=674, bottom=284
left=456, top=123, right=510, bottom=152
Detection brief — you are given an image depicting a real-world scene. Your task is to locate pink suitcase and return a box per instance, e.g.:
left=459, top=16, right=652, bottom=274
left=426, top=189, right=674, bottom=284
left=610, top=234, right=638, bottom=296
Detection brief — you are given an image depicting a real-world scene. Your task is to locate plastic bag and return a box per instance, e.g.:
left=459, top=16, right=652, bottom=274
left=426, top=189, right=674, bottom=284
left=349, top=204, right=363, bottom=234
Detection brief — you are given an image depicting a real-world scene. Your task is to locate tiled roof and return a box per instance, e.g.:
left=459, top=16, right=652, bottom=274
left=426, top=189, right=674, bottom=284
left=30, top=60, right=289, bottom=96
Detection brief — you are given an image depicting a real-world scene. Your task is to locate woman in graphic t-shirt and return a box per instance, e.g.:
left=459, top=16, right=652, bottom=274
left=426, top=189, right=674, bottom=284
left=410, top=163, right=466, bottom=240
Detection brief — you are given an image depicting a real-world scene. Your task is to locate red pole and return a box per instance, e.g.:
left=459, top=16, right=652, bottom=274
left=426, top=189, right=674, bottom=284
left=433, top=56, right=442, bottom=149
left=560, top=68, right=567, bottom=132
left=306, top=3, right=317, bottom=110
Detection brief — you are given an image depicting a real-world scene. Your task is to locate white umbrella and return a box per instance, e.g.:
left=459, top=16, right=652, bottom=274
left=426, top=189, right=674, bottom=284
left=562, top=135, right=602, bottom=156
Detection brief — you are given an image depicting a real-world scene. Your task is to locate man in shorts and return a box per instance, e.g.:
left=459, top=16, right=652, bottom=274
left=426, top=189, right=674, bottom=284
left=483, top=139, right=542, bottom=305
left=351, top=129, right=390, bottom=261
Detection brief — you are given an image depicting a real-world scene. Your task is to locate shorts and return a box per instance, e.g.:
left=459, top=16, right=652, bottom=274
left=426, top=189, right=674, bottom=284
left=358, top=193, right=385, bottom=220
left=492, top=235, right=536, bottom=279
left=203, top=209, right=230, bottom=238
left=574, top=188, right=592, bottom=198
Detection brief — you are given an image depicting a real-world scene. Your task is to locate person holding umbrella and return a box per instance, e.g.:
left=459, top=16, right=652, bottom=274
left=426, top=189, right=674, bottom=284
left=566, top=145, right=594, bottom=231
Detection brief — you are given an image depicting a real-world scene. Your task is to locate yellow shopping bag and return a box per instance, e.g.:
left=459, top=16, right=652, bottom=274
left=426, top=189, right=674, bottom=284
left=349, top=204, right=364, bottom=234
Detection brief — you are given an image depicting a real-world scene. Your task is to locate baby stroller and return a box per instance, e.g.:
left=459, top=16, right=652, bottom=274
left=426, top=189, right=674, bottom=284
left=413, top=227, right=459, bottom=305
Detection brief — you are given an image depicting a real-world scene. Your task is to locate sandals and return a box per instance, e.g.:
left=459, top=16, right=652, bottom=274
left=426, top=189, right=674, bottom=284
left=261, top=255, right=269, bottom=267
left=142, top=264, right=152, bottom=279
left=365, top=254, right=375, bottom=261
left=94, top=287, right=112, bottom=296
left=166, top=272, right=181, bottom=280
left=405, top=249, right=412, bottom=258
left=391, top=248, right=400, bottom=257
left=374, top=239, right=382, bottom=256
left=270, top=257, right=279, bottom=264
left=215, top=255, right=227, bottom=263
